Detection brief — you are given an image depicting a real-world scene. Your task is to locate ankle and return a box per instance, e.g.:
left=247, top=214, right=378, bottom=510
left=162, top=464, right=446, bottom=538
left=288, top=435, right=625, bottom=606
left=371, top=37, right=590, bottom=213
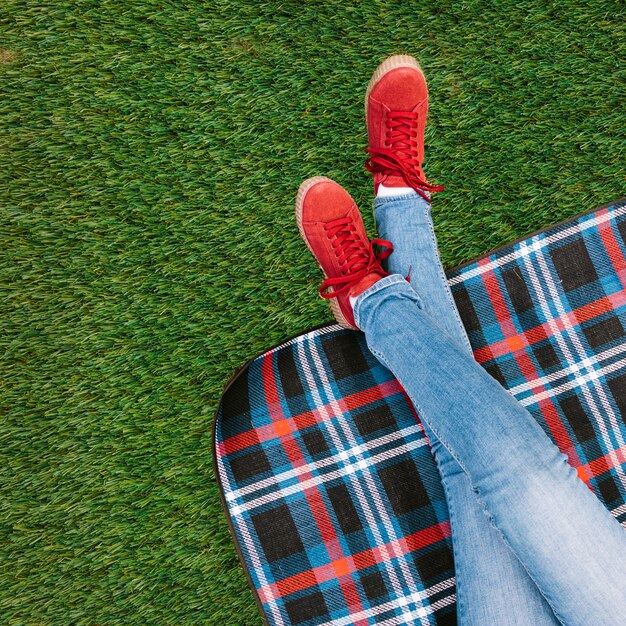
left=376, top=182, right=419, bottom=198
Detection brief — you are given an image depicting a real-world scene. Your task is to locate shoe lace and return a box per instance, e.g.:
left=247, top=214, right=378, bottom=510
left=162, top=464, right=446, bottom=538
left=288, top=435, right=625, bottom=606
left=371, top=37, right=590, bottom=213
left=364, top=110, right=444, bottom=201
left=319, top=216, right=393, bottom=299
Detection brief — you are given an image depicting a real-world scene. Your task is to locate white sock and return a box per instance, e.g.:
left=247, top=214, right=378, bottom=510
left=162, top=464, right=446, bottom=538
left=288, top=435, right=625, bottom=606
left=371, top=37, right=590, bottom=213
left=377, top=183, right=417, bottom=198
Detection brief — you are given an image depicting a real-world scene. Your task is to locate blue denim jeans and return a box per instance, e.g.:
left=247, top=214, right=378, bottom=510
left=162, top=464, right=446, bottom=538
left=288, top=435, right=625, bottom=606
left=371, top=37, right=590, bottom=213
left=354, top=192, right=626, bottom=626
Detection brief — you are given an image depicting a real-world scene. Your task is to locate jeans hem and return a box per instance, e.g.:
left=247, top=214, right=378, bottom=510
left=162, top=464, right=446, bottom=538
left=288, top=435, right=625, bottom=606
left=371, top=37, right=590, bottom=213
left=353, top=274, right=412, bottom=328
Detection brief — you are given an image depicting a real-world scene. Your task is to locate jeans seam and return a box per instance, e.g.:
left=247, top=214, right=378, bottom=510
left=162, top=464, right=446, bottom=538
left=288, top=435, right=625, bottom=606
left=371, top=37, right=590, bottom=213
left=436, top=458, right=466, bottom=624
left=424, top=214, right=474, bottom=354
left=368, top=346, right=392, bottom=371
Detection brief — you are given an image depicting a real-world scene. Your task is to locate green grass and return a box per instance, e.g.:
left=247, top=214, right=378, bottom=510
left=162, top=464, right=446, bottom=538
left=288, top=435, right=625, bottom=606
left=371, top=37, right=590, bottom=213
left=1, top=0, right=625, bottom=623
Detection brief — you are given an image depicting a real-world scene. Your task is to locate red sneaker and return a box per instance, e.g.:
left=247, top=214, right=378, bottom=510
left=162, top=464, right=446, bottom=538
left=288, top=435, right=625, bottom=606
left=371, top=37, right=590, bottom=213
left=365, top=54, right=444, bottom=200
left=296, top=176, right=393, bottom=329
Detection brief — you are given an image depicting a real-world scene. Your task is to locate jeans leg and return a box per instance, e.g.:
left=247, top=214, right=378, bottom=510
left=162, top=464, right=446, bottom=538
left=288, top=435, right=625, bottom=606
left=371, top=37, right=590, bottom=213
left=374, top=193, right=558, bottom=625
left=374, top=193, right=473, bottom=353
left=353, top=275, right=626, bottom=626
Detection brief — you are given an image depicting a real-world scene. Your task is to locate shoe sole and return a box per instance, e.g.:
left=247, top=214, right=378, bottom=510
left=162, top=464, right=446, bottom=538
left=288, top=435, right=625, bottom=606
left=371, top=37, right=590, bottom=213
left=364, top=54, right=426, bottom=128
left=295, top=176, right=357, bottom=330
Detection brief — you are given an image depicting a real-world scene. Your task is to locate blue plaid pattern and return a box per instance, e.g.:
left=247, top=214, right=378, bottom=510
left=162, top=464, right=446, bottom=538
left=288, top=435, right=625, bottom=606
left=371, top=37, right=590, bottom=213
left=215, top=198, right=626, bottom=625
left=448, top=199, right=626, bottom=513
left=217, top=328, right=456, bottom=625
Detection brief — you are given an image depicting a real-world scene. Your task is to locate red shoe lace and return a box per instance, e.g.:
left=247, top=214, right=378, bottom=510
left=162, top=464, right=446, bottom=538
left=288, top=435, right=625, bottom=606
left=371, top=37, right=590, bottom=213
left=365, top=110, right=444, bottom=201
left=319, top=216, right=393, bottom=299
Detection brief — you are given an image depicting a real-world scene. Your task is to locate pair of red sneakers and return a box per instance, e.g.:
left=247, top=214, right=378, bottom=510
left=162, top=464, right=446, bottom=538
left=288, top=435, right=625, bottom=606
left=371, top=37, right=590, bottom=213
left=296, top=55, right=443, bottom=329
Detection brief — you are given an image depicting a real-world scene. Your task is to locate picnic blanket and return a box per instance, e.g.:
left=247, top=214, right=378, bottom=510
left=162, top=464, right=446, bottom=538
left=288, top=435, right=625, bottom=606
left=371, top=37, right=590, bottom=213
left=214, top=198, right=626, bottom=626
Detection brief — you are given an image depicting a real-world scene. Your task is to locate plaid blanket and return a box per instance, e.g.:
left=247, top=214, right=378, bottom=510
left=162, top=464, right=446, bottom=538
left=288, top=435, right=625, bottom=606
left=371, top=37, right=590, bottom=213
left=214, top=198, right=626, bottom=626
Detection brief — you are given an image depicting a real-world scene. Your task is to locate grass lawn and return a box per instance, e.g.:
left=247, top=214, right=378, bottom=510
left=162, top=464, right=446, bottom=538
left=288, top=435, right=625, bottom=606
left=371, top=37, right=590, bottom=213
left=2, top=1, right=625, bottom=623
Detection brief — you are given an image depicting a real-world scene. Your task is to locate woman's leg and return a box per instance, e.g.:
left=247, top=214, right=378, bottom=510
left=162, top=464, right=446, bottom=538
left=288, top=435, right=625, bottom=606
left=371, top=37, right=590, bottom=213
left=375, top=191, right=559, bottom=625
left=353, top=274, right=626, bottom=626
